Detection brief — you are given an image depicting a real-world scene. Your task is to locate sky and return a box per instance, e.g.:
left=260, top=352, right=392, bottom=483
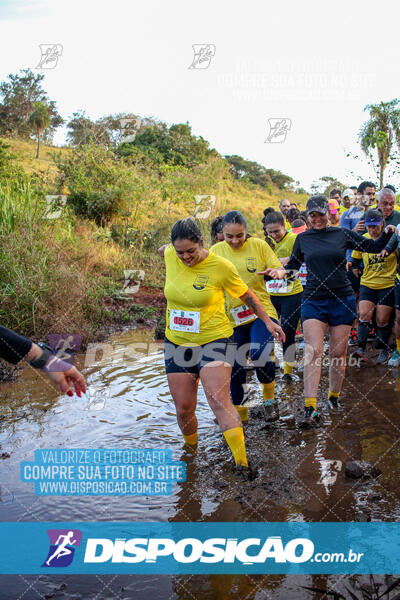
left=0, top=0, right=399, bottom=191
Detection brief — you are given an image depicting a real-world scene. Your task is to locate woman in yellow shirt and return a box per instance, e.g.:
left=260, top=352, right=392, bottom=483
left=163, top=218, right=284, bottom=473
left=262, top=211, right=303, bottom=383
left=211, top=211, right=286, bottom=423
left=351, top=208, right=398, bottom=364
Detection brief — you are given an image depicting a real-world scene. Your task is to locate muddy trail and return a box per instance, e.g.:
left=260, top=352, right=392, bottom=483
left=0, top=326, right=400, bottom=599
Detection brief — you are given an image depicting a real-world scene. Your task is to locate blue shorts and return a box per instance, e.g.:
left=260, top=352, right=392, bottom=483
left=301, top=295, right=357, bottom=326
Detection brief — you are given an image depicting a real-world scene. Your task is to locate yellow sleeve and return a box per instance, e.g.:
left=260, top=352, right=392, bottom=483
left=351, top=249, right=362, bottom=260
left=221, top=260, right=248, bottom=299
left=262, top=240, right=283, bottom=269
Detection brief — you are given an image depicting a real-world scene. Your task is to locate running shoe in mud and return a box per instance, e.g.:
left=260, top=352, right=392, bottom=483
left=353, top=348, right=367, bottom=363
left=389, top=349, right=400, bottom=367
left=282, top=373, right=293, bottom=384
left=327, top=396, right=341, bottom=410
left=263, top=399, right=279, bottom=422
left=299, top=406, right=320, bottom=428
left=348, top=328, right=358, bottom=346
left=376, top=349, right=389, bottom=364
left=234, top=463, right=258, bottom=481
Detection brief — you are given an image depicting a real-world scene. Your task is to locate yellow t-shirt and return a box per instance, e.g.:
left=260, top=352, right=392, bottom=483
left=270, top=232, right=303, bottom=296
left=351, top=233, right=398, bottom=290
left=210, top=237, right=281, bottom=325
left=339, top=205, right=347, bottom=215
left=164, top=244, right=248, bottom=345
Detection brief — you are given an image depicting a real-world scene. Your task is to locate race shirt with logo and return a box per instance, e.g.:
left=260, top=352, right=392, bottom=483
left=164, top=244, right=248, bottom=345
left=351, top=233, right=398, bottom=289
left=210, top=237, right=281, bottom=326
left=269, top=232, right=303, bottom=296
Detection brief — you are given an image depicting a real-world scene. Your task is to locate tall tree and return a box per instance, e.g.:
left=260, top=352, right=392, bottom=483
left=0, top=68, right=63, bottom=140
left=29, top=102, right=51, bottom=158
left=359, top=99, right=400, bottom=187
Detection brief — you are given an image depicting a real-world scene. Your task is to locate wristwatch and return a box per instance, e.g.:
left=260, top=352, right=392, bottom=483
left=29, top=342, right=53, bottom=369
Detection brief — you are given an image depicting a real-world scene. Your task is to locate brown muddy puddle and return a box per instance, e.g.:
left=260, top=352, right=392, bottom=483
left=1, top=327, right=400, bottom=598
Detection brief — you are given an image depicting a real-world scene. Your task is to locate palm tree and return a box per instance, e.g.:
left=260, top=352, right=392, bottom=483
left=359, top=99, right=400, bottom=187
left=29, top=102, right=51, bottom=158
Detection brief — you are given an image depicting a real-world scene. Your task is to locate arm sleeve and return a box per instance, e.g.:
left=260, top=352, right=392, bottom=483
left=351, top=248, right=362, bottom=260
left=351, top=257, right=362, bottom=269
left=0, top=325, right=32, bottom=364
left=383, top=232, right=399, bottom=255
left=343, top=228, right=392, bottom=253
left=285, top=236, right=304, bottom=272
left=262, top=241, right=284, bottom=269
left=221, top=261, right=248, bottom=299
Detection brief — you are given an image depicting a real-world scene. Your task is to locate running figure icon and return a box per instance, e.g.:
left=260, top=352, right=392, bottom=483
left=42, top=529, right=82, bottom=568
left=46, top=531, right=76, bottom=565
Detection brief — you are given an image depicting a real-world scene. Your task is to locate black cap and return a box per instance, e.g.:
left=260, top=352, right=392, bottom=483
left=306, top=195, right=329, bottom=215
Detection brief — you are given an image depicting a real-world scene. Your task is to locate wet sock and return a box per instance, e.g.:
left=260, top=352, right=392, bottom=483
left=357, top=320, right=370, bottom=350
left=305, top=397, right=317, bottom=410
left=223, top=427, right=248, bottom=467
left=182, top=431, right=198, bottom=446
left=328, top=390, right=340, bottom=400
left=284, top=361, right=293, bottom=376
left=235, top=405, right=248, bottom=423
left=262, top=381, right=275, bottom=404
left=396, top=339, right=400, bottom=353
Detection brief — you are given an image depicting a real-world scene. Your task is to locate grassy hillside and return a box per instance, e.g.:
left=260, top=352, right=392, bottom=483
left=0, top=137, right=307, bottom=341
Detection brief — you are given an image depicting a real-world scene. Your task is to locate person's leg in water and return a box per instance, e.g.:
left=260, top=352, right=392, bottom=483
left=276, top=293, right=302, bottom=382
left=230, top=322, right=252, bottom=424
left=249, top=317, right=278, bottom=421
left=389, top=309, right=400, bottom=366
left=355, top=299, right=375, bottom=361
left=200, top=360, right=248, bottom=467
left=375, top=301, right=393, bottom=364
left=302, top=318, right=328, bottom=421
left=328, top=324, right=352, bottom=409
left=167, top=372, right=199, bottom=446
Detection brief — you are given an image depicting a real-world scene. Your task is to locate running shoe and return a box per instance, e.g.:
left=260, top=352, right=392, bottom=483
left=376, top=349, right=389, bottom=364
left=327, top=396, right=340, bottom=410
left=234, top=463, right=258, bottom=480
left=388, top=349, right=400, bottom=367
left=263, top=400, right=279, bottom=422
left=367, top=326, right=376, bottom=341
left=353, top=347, right=366, bottom=362
left=282, top=373, right=293, bottom=384
left=348, top=328, right=358, bottom=346
left=304, top=406, right=319, bottom=423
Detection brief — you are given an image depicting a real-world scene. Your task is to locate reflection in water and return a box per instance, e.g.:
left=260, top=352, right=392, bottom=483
left=0, top=329, right=400, bottom=598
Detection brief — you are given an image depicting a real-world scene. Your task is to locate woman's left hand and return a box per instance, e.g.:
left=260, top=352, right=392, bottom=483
left=385, top=225, right=397, bottom=234
left=258, top=267, right=286, bottom=279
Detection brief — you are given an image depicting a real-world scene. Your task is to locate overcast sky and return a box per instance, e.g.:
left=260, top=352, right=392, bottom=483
left=0, top=0, right=399, bottom=190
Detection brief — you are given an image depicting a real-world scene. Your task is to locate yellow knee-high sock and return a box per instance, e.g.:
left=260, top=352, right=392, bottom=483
left=262, top=381, right=275, bottom=403
left=396, top=339, right=400, bottom=353
left=183, top=431, right=198, bottom=446
left=328, top=389, right=340, bottom=400
left=284, top=361, right=293, bottom=375
left=235, top=405, right=248, bottom=423
left=305, top=397, right=317, bottom=410
left=223, top=427, right=248, bottom=467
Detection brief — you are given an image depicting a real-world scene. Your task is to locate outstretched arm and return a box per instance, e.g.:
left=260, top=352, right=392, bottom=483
left=239, top=289, right=285, bottom=342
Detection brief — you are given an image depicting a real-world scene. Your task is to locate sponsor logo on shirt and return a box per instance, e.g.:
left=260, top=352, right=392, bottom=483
left=193, top=275, right=209, bottom=290
left=246, top=257, right=257, bottom=273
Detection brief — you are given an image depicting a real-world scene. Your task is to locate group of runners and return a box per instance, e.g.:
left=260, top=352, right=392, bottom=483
left=160, top=182, right=400, bottom=474
left=2, top=181, right=400, bottom=476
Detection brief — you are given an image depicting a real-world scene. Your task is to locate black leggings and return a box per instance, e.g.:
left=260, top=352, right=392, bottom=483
left=271, top=292, right=302, bottom=363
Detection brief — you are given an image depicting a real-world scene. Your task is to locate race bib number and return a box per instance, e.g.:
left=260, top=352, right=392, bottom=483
left=266, top=279, right=290, bottom=294
left=230, top=304, right=256, bottom=325
left=169, top=310, right=200, bottom=333
left=298, top=263, right=307, bottom=285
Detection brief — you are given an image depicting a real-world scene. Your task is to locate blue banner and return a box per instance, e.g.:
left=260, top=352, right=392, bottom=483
left=1, top=522, right=400, bottom=574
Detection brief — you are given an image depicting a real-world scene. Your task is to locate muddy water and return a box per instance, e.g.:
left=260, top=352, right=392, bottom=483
left=1, top=327, right=400, bottom=598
